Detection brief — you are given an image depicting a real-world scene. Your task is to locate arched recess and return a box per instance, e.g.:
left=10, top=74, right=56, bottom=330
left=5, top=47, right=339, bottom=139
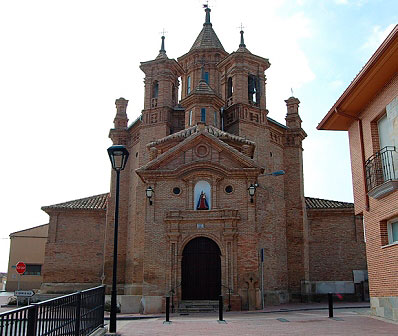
left=181, top=237, right=221, bottom=300
left=194, top=180, right=211, bottom=210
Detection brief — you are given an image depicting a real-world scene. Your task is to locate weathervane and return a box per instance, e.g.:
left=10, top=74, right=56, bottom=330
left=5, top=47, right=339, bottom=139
left=160, top=28, right=167, bottom=37
left=238, top=23, right=245, bottom=31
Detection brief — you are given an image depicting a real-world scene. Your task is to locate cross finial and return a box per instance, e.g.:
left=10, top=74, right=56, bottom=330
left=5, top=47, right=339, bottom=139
left=291, top=88, right=294, bottom=97
left=203, top=1, right=211, bottom=25
left=158, top=29, right=167, bottom=54
left=238, top=23, right=246, bottom=48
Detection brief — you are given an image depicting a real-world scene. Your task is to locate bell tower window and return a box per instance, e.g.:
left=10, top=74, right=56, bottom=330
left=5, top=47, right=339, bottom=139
left=153, top=81, right=159, bottom=98
left=201, top=108, right=206, bottom=123
left=227, top=77, right=233, bottom=98
left=204, top=72, right=209, bottom=84
left=187, top=76, right=191, bottom=94
left=248, top=74, right=259, bottom=104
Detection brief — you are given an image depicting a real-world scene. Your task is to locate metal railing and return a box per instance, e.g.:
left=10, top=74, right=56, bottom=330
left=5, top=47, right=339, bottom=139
left=0, top=285, right=105, bottom=336
left=365, top=146, right=397, bottom=192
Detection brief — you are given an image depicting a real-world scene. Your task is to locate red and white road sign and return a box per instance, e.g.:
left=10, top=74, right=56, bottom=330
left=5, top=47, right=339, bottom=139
left=16, top=262, right=26, bottom=274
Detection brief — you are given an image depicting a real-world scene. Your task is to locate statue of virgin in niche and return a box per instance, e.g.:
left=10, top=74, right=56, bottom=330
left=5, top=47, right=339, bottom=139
left=196, top=191, right=209, bottom=210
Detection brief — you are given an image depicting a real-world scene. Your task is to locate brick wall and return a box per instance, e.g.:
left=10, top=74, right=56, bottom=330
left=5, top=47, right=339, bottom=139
left=307, top=209, right=367, bottom=281
left=348, top=73, right=398, bottom=298
left=43, top=211, right=106, bottom=285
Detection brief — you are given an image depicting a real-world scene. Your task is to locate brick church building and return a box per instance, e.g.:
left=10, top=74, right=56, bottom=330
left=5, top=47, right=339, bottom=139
left=41, top=7, right=367, bottom=313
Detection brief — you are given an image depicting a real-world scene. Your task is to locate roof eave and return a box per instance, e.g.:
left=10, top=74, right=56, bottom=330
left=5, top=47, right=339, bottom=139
left=318, top=24, right=398, bottom=131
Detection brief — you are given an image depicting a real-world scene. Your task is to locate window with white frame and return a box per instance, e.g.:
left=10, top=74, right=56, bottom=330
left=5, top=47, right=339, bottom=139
left=387, top=218, right=398, bottom=244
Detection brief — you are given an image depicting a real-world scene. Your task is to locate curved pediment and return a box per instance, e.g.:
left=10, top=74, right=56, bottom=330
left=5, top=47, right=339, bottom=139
left=136, top=129, right=262, bottom=182
left=147, top=124, right=255, bottom=157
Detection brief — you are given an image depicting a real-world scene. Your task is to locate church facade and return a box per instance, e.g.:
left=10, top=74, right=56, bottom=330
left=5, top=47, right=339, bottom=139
left=41, top=8, right=367, bottom=313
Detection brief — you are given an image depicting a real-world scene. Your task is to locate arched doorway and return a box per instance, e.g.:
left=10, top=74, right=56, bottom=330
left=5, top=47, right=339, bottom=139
left=181, top=237, right=221, bottom=300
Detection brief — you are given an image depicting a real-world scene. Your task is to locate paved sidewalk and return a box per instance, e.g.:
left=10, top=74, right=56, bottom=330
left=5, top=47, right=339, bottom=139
left=108, top=307, right=398, bottom=336
left=104, top=301, right=371, bottom=320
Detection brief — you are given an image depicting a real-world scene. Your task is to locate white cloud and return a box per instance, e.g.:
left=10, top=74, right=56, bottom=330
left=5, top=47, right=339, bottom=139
left=335, top=0, right=349, bottom=4
left=329, top=79, right=343, bottom=89
left=334, top=0, right=367, bottom=5
left=362, top=24, right=396, bottom=52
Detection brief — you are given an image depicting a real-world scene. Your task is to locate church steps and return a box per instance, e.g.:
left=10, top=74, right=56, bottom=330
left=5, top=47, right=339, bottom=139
left=177, top=300, right=219, bottom=313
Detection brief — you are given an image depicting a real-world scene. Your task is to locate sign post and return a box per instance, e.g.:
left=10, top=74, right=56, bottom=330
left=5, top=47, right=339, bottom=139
left=15, top=262, right=26, bottom=307
left=15, top=290, right=35, bottom=305
left=260, top=249, right=264, bottom=309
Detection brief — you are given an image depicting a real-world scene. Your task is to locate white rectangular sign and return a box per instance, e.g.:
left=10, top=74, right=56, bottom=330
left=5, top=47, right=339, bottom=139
left=15, top=290, right=34, bottom=297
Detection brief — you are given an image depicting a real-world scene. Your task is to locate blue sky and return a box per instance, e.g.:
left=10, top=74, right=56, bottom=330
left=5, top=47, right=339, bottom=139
left=0, top=0, right=397, bottom=272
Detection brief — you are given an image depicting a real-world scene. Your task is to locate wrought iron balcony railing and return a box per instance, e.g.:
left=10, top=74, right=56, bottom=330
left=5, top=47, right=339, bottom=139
left=365, top=146, right=397, bottom=193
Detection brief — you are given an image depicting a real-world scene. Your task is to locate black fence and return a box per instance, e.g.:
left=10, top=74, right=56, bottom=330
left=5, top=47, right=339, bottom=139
left=0, top=285, right=105, bottom=336
left=365, top=146, right=397, bottom=192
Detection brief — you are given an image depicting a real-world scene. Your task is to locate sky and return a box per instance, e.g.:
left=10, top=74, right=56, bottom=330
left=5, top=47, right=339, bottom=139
left=0, top=0, right=397, bottom=273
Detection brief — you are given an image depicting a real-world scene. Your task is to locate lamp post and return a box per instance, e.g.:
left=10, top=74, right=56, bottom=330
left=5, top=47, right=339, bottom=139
left=145, top=186, right=154, bottom=205
left=107, top=145, right=129, bottom=333
left=248, top=184, right=257, bottom=203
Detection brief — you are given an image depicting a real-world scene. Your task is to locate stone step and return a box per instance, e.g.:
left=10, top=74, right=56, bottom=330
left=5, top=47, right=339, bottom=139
left=180, top=300, right=219, bottom=307
left=177, top=300, right=219, bottom=313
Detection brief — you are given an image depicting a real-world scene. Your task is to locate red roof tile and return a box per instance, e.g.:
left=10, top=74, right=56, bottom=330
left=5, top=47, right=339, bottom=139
left=305, top=197, right=353, bottom=209
left=42, top=193, right=108, bottom=211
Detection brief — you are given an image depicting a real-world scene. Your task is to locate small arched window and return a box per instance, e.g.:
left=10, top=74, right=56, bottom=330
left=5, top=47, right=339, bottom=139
left=152, top=80, right=159, bottom=98
left=248, top=74, right=259, bottom=104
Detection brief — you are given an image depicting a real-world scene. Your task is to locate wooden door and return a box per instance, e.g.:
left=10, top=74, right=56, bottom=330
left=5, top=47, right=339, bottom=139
left=181, top=237, right=221, bottom=300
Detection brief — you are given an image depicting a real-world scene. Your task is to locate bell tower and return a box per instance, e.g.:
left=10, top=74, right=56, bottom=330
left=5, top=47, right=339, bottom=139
left=140, top=35, right=184, bottom=131
left=217, top=29, right=270, bottom=136
left=178, top=6, right=228, bottom=128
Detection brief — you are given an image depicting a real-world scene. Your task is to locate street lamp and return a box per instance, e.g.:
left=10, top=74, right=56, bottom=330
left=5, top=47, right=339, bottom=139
left=107, top=144, right=129, bottom=333
left=248, top=184, right=257, bottom=203
left=248, top=170, right=285, bottom=203
left=266, top=170, right=285, bottom=176
left=145, top=186, right=154, bottom=205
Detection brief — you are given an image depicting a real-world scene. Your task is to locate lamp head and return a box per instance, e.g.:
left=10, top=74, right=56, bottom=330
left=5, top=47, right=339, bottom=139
left=107, top=145, right=129, bottom=171
left=270, top=170, right=285, bottom=176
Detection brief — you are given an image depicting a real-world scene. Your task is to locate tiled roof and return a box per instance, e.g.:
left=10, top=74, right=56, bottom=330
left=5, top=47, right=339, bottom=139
left=42, top=193, right=352, bottom=212
left=147, top=124, right=255, bottom=148
left=42, top=193, right=108, bottom=211
left=267, top=116, right=288, bottom=129
left=190, top=24, right=225, bottom=51
left=305, top=197, right=353, bottom=209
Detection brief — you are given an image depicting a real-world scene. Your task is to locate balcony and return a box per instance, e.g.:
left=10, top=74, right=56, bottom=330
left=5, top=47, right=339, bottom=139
left=365, top=146, right=398, bottom=199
